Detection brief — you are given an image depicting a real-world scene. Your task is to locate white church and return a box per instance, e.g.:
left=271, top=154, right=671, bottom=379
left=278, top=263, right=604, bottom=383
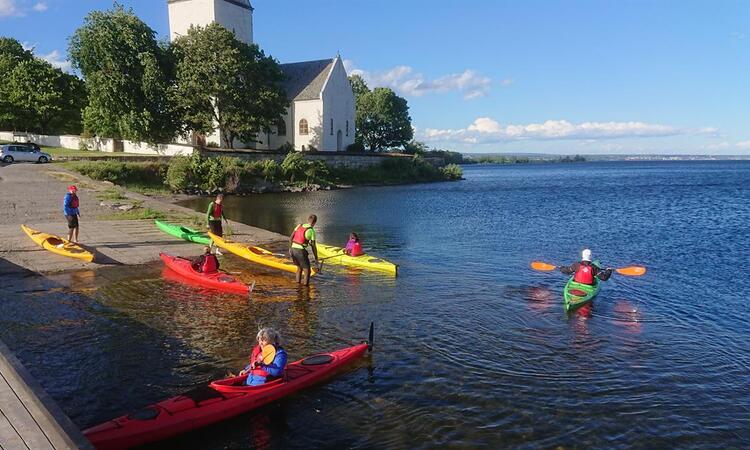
left=167, top=0, right=356, bottom=152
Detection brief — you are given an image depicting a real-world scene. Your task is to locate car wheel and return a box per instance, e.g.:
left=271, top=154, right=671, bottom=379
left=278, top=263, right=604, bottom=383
left=2, top=156, right=13, bottom=163
left=38, top=156, right=48, bottom=163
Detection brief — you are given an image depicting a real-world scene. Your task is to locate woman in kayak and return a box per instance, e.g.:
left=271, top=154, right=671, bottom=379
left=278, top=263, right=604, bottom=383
left=191, top=246, right=220, bottom=274
left=343, top=232, right=364, bottom=257
left=559, top=248, right=613, bottom=285
left=240, top=328, right=288, bottom=386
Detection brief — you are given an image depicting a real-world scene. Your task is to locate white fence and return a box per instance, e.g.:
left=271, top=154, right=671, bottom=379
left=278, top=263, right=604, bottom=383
left=0, top=131, right=193, bottom=156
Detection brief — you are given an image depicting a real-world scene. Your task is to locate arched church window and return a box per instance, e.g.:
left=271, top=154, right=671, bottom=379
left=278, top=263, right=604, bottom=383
left=299, top=119, right=309, bottom=135
left=277, top=119, right=286, bottom=136
left=346, top=120, right=349, bottom=136
left=330, top=118, right=334, bottom=135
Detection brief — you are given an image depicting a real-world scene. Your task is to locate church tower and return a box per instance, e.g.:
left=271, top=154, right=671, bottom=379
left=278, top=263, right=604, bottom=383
left=167, top=0, right=254, bottom=44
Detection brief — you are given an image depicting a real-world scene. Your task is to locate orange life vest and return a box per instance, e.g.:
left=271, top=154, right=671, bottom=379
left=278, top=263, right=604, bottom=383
left=350, top=242, right=364, bottom=257
left=292, top=224, right=311, bottom=246
left=249, top=345, right=272, bottom=378
left=201, top=255, right=218, bottom=273
left=573, top=262, right=595, bottom=284
left=210, top=202, right=223, bottom=220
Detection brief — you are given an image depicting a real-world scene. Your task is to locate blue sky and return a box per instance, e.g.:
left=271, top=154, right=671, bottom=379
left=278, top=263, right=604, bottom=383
left=1, top=0, right=748, bottom=154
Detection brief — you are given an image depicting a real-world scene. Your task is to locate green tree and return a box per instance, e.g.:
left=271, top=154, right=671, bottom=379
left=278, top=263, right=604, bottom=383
left=6, top=59, right=86, bottom=134
left=348, top=74, right=370, bottom=100
left=403, top=140, right=429, bottom=155
left=0, top=38, right=34, bottom=130
left=356, top=87, right=413, bottom=151
left=68, top=4, right=177, bottom=143
left=171, top=23, right=287, bottom=149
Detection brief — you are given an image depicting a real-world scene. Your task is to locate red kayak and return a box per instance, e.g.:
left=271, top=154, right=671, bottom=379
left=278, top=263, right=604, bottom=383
left=159, top=252, right=251, bottom=295
left=84, top=325, right=373, bottom=450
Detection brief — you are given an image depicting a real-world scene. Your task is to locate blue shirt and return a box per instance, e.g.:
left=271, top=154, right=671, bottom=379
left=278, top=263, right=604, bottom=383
left=63, top=193, right=79, bottom=216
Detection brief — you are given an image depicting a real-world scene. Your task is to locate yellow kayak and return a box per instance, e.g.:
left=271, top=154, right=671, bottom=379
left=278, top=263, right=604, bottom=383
left=21, top=224, right=94, bottom=262
left=208, top=232, right=317, bottom=276
left=317, top=243, right=398, bottom=276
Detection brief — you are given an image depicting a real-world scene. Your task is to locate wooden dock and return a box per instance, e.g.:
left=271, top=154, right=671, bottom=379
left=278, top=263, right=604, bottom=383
left=0, top=340, right=92, bottom=449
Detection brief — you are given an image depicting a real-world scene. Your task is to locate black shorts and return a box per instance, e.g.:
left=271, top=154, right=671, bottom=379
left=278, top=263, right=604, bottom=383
left=65, top=215, right=79, bottom=229
left=290, top=247, right=310, bottom=270
left=208, top=220, right=223, bottom=237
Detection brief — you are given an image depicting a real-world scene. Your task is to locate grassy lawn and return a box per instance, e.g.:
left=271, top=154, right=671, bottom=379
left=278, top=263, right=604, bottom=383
left=45, top=147, right=160, bottom=158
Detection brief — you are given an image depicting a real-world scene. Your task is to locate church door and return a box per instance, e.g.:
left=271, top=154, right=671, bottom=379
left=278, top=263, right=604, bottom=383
left=337, top=130, right=343, bottom=151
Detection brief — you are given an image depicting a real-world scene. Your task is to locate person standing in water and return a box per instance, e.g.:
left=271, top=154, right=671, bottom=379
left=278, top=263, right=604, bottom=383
left=559, top=248, right=613, bottom=285
left=289, top=214, right=319, bottom=286
left=63, top=185, right=80, bottom=244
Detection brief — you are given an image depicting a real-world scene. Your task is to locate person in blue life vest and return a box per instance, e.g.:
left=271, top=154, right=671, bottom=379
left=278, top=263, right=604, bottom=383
left=239, top=328, right=288, bottom=386
left=559, top=248, right=613, bottom=285
left=289, top=214, right=319, bottom=286
left=62, top=185, right=80, bottom=244
left=191, top=246, right=220, bottom=274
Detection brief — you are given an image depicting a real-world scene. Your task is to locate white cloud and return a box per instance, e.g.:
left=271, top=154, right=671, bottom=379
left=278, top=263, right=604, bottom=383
left=736, top=140, right=750, bottom=150
left=730, top=31, right=747, bottom=40
left=0, top=0, right=48, bottom=17
left=418, top=118, right=716, bottom=144
left=40, top=49, right=71, bottom=72
left=500, top=78, right=514, bottom=87
left=345, top=60, right=492, bottom=100
left=0, top=0, right=20, bottom=16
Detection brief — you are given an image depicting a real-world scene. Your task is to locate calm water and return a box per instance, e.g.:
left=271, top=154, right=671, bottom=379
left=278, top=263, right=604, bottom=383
left=2, top=161, right=749, bottom=448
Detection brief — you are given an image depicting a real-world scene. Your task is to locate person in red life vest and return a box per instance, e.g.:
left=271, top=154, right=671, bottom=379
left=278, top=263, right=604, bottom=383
left=289, top=214, right=319, bottom=286
left=343, top=232, right=364, bottom=257
left=239, top=328, right=288, bottom=386
left=206, top=193, right=227, bottom=237
left=62, top=185, right=80, bottom=244
left=191, top=246, right=220, bottom=273
left=559, top=248, right=613, bottom=285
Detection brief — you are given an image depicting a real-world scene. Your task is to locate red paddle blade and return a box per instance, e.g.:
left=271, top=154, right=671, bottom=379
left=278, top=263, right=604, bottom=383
left=616, top=266, right=647, bottom=276
left=531, top=261, right=557, bottom=271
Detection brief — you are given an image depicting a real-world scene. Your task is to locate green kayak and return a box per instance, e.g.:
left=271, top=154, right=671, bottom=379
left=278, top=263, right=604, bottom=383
left=563, top=277, right=600, bottom=312
left=155, top=220, right=211, bottom=246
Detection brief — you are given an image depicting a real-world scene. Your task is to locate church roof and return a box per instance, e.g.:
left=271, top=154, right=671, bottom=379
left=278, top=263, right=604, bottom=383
left=279, top=58, right=335, bottom=101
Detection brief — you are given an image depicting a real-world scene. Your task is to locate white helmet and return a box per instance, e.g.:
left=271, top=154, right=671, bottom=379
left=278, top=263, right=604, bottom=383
left=581, top=248, right=592, bottom=261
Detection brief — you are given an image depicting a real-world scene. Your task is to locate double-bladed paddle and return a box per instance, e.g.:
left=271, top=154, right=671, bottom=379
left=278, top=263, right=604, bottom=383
left=530, top=261, right=647, bottom=276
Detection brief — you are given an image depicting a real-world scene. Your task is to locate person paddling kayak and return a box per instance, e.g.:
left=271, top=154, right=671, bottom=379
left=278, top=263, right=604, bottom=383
left=289, top=214, right=319, bottom=286
left=62, top=185, right=80, bottom=244
left=239, top=328, right=288, bottom=386
left=191, top=246, right=220, bottom=274
left=343, top=232, right=364, bottom=257
left=206, top=194, right=228, bottom=237
left=559, top=249, right=613, bottom=285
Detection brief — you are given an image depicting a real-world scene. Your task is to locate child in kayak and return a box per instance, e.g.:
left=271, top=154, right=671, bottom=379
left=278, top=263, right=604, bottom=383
left=240, top=328, right=288, bottom=386
left=191, top=246, right=220, bottom=274
left=559, top=249, right=613, bottom=285
left=343, top=232, right=364, bottom=257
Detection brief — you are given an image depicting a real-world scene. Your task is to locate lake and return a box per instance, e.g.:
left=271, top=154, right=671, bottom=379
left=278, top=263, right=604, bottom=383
left=2, top=161, right=749, bottom=448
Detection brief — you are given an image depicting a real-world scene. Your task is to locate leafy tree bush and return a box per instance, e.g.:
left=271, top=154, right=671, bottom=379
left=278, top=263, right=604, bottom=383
left=440, top=164, right=463, bottom=180
left=280, top=152, right=308, bottom=182
left=166, top=155, right=191, bottom=190
left=171, top=23, right=287, bottom=149
left=69, top=4, right=177, bottom=143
